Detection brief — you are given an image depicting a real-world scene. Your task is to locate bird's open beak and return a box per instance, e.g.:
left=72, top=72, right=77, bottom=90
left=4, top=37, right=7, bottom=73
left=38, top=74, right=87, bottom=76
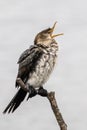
left=50, top=22, right=64, bottom=38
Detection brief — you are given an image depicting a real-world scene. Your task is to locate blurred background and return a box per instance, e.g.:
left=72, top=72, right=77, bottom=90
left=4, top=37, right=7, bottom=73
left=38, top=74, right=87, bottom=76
left=0, top=0, right=87, bottom=130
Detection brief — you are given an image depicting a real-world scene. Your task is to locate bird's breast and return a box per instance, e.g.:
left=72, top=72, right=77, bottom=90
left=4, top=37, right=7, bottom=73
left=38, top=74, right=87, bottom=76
left=27, top=51, right=57, bottom=88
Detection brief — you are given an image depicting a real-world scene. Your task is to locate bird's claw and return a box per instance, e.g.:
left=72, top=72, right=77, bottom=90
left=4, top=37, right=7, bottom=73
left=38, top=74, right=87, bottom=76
left=27, top=85, right=48, bottom=100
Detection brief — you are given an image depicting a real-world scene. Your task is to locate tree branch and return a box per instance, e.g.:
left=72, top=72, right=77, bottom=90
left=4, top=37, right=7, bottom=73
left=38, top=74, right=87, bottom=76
left=16, top=78, right=67, bottom=130
left=16, top=78, right=29, bottom=92
left=47, top=92, right=67, bottom=130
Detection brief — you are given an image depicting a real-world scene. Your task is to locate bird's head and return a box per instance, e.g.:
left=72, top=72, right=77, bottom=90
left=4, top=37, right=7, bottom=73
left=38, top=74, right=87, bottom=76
left=34, top=22, right=63, bottom=46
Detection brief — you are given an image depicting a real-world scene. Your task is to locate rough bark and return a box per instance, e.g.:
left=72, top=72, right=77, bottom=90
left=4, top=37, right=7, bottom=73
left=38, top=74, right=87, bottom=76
left=17, top=78, right=67, bottom=130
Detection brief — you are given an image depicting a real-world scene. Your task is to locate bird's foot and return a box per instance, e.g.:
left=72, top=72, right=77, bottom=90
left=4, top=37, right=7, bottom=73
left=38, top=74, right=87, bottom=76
left=38, top=87, right=48, bottom=97
left=28, top=86, right=37, bottom=98
left=26, top=83, right=37, bottom=100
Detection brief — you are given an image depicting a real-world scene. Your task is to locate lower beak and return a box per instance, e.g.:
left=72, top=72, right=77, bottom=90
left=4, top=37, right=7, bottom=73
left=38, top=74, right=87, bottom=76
left=50, top=22, right=64, bottom=38
left=51, top=33, right=64, bottom=38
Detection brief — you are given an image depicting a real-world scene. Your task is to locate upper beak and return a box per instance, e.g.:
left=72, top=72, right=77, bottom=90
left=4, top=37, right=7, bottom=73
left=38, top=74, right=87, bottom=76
left=50, top=22, right=64, bottom=38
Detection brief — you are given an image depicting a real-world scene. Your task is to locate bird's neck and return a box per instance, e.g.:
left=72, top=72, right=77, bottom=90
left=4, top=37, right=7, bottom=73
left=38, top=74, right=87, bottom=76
left=35, top=38, right=52, bottom=46
left=36, top=39, right=58, bottom=54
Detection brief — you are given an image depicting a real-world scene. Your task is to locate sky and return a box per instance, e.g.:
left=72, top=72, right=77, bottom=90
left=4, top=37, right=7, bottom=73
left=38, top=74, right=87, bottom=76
left=0, top=0, right=87, bottom=130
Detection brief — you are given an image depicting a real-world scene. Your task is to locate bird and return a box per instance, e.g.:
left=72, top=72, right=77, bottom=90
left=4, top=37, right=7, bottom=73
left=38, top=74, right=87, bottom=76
left=3, top=22, right=63, bottom=114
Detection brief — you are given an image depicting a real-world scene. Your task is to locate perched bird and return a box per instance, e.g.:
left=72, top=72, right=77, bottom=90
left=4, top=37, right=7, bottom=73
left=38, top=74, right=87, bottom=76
left=3, top=22, right=63, bottom=113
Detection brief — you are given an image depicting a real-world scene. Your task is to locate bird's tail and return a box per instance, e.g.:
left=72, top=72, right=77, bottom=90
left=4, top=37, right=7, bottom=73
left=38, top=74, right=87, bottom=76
left=3, top=88, right=27, bottom=114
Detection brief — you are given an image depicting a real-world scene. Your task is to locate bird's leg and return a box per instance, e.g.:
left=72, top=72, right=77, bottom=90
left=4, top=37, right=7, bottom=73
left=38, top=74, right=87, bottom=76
left=26, top=85, right=37, bottom=100
left=27, top=85, right=37, bottom=98
left=38, top=86, right=48, bottom=97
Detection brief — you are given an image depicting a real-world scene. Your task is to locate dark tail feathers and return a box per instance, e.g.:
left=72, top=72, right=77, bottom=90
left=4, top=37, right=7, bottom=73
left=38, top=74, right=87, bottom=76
left=3, top=88, right=27, bottom=114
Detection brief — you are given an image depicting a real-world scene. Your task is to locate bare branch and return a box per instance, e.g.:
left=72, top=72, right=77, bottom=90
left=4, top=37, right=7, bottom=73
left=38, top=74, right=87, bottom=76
left=47, top=92, right=67, bottom=130
left=16, top=78, right=29, bottom=92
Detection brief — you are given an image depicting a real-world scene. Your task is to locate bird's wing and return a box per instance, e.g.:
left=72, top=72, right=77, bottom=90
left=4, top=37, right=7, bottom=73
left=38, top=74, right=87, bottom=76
left=17, top=45, right=34, bottom=64
left=15, top=45, right=44, bottom=87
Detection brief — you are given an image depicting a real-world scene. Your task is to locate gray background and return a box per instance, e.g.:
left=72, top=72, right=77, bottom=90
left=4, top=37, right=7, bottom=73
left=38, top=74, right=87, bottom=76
left=0, top=0, right=87, bottom=130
